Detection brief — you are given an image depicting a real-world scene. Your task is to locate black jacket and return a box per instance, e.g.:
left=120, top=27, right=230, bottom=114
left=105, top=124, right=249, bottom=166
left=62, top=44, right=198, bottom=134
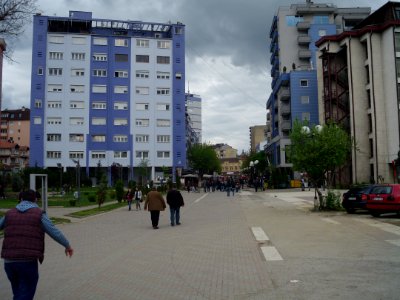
left=166, top=190, right=184, bottom=208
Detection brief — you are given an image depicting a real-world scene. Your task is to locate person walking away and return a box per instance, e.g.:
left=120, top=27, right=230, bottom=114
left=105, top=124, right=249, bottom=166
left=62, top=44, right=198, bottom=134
left=166, top=184, right=184, bottom=226
left=134, top=187, right=142, bottom=210
left=126, top=188, right=133, bottom=211
left=0, top=189, right=74, bottom=300
left=144, top=187, right=166, bottom=229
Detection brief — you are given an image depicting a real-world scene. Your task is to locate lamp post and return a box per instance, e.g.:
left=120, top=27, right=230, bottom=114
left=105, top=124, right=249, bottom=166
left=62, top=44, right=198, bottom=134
left=249, top=160, right=259, bottom=191
left=72, top=159, right=80, bottom=203
left=57, top=163, right=63, bottom=194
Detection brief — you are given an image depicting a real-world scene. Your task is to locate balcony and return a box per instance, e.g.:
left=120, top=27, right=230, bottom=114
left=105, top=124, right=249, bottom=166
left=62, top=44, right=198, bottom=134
left=280, top=104, right=290, bottom=116
left=296, top=21, right=310, bottom=31
left=280, top=87, right=290, bottom=101
left=298, top=49, right=312, bottom=59
left=281, top=120, right=291, bottom=131
left=297, top=35, right=311, bottom=45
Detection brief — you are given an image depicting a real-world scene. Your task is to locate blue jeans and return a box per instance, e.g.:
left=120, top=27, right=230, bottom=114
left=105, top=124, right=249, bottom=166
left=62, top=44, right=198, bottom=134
left=5, top=260, right=39, bottom=300
left=170, top=207, right=181, bottom=225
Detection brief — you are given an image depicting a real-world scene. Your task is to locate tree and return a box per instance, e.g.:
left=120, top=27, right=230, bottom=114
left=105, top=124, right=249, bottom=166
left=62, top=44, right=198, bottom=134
left=0, top=0, right=39, bottom=59
left=96, top=175, right=107, bottom=208
left=114, top=179, right=124, bottom=203
left=289, top=120, right=352, bottom=210
left=137, top=159, right=149, bottom=186
left=187, top=143, right=221, bottom=177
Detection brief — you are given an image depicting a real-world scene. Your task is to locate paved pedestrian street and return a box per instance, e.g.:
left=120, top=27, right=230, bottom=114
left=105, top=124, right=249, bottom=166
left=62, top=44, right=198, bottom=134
left=1, top=189, right=400, bottom=299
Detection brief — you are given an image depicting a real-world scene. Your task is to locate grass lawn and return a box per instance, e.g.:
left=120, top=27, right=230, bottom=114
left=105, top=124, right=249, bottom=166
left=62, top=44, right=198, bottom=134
left=67, top=202, right=125, bottom=218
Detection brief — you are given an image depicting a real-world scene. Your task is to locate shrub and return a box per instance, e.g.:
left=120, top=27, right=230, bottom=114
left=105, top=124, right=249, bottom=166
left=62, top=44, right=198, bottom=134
left=114, top=180, right=124, bottom=202
left=324, top=190, right=343, bottom=211
left=87, top=194, right=96, bottom=202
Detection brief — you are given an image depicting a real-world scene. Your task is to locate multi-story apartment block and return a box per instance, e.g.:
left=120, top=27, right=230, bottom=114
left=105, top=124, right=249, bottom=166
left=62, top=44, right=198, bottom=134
left=213, top=143, right=238, bottom=159
left=0, top=107, right=30, bottom=146
left=249, top=125, right=267, bottom=153
left=265, top=1, right=370, bottom=173
left=185, top=92, right=202, bottom=145
left=30, top=11, right=186, bottom=183
left=316, top=1, right=400, bottom=184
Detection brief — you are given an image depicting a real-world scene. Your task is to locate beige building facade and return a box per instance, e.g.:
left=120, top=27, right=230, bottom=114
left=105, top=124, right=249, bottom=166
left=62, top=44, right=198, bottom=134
left=249, top=125, right=266, bottom=153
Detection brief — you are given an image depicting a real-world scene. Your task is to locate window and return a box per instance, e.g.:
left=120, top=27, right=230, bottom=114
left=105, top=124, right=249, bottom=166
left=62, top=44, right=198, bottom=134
left=92, top=117, right=106, bottom=125
left=47, top=134, right=61, bottom=142
left=157, top=103, right=170, bottom=111
left=156, top=119, right=170, bottom=127
left=70, top=101, right=84, bottom=109
left=35, top=99, right=42, bottom=108
left=49, top=52, right=63, bottom=60
left=72, top=37, right=86, bottom=45
left=175, top=72, right=182, bottom=79
left=113, top=135, right=128, bottom=142
left=115, top=38, right=128, bottom=47
left=69, top=134, right=84, bottom=142
left=157, top=88, right=170, bottom=95
left=70, top=117, right=84, bottom=125
left=175, top=27, right=183, bottom=35
left=114, top=151, right=128, bottom=158
left=157, top=56, right=170, bottom=64
left=136, top=119, right=149, bottom=127
left=157, top=72, right=170, bottom=79
left=92, top=135, right=106, bottom=142
left=136, top=70, right=149, bottom=78
left=92, top=85, right=107, bottom=93
left=318, top=30, right=327, bottom=37
left=93, top=69, right=107, bottom=77
left=33, top=117, right=42, bottom=125
left=93, top=37, right=107, bottom=45
left=71, top=68, right=85, bottom=76
left=115, top=54, right=128, bottom=62
left=314, top=16, right=329, bottom=24
left=48, top=35, right=64, bottom=44
left=47, top=151, right=61, bottom=158
left=301, top=112, right=310, bottom=121
left=69, top=151, right=84, bottom=159
left=157, top=135, right=170, bottom=143
left=136, top=151, right=149, bottom=159
left=136, top=39, right=149, bottom=47
left=115, top=70, right=128, bottom=78
left=114, top=102, right=128, bottom=110
left=47, top=118, right=62, bottom=125
left=70, top=85, right=84, bottom=93
left=47, top=101, right=62, bottom=108
left=136, top=135, right=149, bottom=143
left=157, top=151, right=170, bottom=158
left=92, top=151, right=106, bottom=159
left=301, top=96, right=309, bottom=104
left=93, top=53, right=107, bottom=61
left=300, top=80, right=308, bottom=87
left=136, top=87, right=149, bottom=95
left=114, top=86, right=128, bottom=94
left=92, top=102, right=106, bottom=109
left=136, top=55, right=149, bottom=63
left=114, top=118, right=128, bottom=126
left=285, top=16, right=304, bottom=26
left=38, top=67, right=44, bottom=75
left=157, top=40, right=171, bottom=49
left=48, top=68, right=62, bottom=76
left=136, top=103, right=149, bottom=110
left=72, top=52, right=85, bottom=60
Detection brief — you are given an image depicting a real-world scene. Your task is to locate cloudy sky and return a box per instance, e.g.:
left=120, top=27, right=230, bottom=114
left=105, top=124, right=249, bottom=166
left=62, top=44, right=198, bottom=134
left=2, top=0, right=387, bottom=153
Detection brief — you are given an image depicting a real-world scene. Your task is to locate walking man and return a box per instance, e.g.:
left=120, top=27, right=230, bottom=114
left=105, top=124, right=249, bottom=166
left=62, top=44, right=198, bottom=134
left=144, top=187, right=166, bottom=229
left=166, top=184, right=185, bottom=226
left=0, top=189, right=74, bottom=300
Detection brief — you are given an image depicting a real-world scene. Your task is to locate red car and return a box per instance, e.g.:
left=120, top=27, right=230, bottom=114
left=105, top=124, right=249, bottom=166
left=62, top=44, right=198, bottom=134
left=366, top=184, right=400, bottom=217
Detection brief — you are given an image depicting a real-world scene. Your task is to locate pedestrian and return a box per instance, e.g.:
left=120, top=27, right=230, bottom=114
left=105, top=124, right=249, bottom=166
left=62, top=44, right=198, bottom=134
left=0, top=189, right=74, bottom=300
left=134, top=187, right=142, bottom=211
left=125, top=188, right=133, bottom=210
left=144, top=187, right=166, bottom=229
left=166, top=184, right=184, bottom=226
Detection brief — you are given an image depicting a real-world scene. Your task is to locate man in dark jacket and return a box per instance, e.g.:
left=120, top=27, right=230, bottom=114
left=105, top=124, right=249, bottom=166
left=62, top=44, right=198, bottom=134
left=0, top=189, right=74, bottom=300
left=166, top=184, right=185, bottom=226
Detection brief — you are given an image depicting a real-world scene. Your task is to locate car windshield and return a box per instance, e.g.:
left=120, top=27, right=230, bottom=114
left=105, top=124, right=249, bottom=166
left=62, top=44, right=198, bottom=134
left=371, top=186, right=392, bottom=194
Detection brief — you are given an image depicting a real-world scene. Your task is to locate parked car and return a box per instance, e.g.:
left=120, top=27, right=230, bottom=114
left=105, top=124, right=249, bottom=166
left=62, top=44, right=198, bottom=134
left=366, top=184, right=400, bottom=217
left=342, top=185, right=376, bottom=213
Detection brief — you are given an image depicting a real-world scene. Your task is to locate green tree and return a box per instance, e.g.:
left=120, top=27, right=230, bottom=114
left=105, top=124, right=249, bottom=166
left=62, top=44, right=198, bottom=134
left=289, top=120, right=352, bottom=210
left=187, top=143, right=221, bottom=177
left=97, top=175, right=108, bottom=208
left=114, top=179, right=124, bottom=203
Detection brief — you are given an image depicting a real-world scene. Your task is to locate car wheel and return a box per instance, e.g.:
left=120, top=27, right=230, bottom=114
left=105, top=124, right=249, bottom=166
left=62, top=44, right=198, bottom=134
left=345, top=208, right=355, bottom=214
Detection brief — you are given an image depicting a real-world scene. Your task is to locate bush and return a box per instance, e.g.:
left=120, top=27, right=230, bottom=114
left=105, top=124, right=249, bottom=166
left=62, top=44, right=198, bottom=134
left=87, top=194, right=96, bottom=202
left=324, top=190, right=343, bottom=211
left=114, top=180, right=124, bottom=202
left=109, top=190, right=116, bottom=200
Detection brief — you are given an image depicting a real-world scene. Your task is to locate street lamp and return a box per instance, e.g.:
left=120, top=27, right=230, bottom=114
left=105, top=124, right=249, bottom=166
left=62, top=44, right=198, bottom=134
left=249, top=160, right=259, bottom=191
left=71, top=159, right=80, bottom=203
left=57, top=163, right=63, bottom=194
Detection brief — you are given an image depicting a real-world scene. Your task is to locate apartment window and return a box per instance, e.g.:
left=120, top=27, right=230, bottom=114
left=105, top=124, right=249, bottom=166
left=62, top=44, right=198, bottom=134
left=47, top=134, right=61, bottom=142
left=48, top=35, right=64, bottom=44
left=368, top=114, right=373, bottom=133
left=301, top=96, right=309, bottom=104
left=93, top=53, right=107, bottom=61
left=157, top=135, right=170, bottom=143
left=72, top=37, right=86, bottom=45
left=157, top=103, right=170, bottom=111
left=49, top=52, right=63, bottom=60
left=48, top=68, right=62, bottom=76
left=115, top=38, right=128, bottom=47
left=136, top=103, right=149, bottom=110
left=92, top=102, right=107, bottom=109
left=300, top=79, right=308, bottom=87
left=136, top=87, right=149, bottom=95
left=157, top=72, right=170, bottom=79
left=136, top=70, right=149, bottom=78
left=92, top=85, right=107, bottom=93
left=70, top=117, right=84, bottom=125
left=69, top=134, right=84, bottom=142
left=367, top=90, right=371, bottom=109
left=47, top=117, right=62, bottom=125
left=47, top=151, right=61, bottom=159
left=114, top=118, right=128, bottom=126
left=136, top=39, right=149, bottom=47
left=34, top=99, right=42, bottom=108
left=135, top=151, right=149, bottom=159
left=301, top=112, right=310, bottom=121
left=136, top=55, right=149, bottom=63
left=157, top=56, right=170, bottom=64
left=93, top=69, right=107, bottom=77
left=175, top=72, right=182, bottom=80
left=115, top=70, right=128, bottom=78
left=113, top=135, right=128, bottom=142
left=136, top=134, right=149, bottom=143
left=33, top=117, right=42, bottom=125
left=114, top=151, right=128, bottom=158
left=71, top=52, right=85, bottom=60
left=70, top=101, right=84, bottom=109
left=92, top=151, right=106, bottom=159
left=114, top=102, right=128, bottom=110
left=156, top=119, right=170, bottom=127
left=70, top=85, right=84, bottom=93
left=92, top=117, right=106, bottom=125
left=157, top=151, right=170, bottom=158
left=157, top=88, right=170, bottom=95
left=38, top=67, right=44, bottom=75
left=69, top=151, right=84, bottom=159
left=92, top=135, right=106, bottom=142
left=114, top=86, right=128, bottom=94
left=175, top=27, right=183, bottom=35
left=115, top=54, right=128, bottom=62
left=136, top=119, right=149, bottom=127
left=93, top=37, right=107, bottom=45
left=47, top=101, right=62, bottom=108
left=71, top=68, right=85, bottom=76
left=157, top=40, right=171, bottom=49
